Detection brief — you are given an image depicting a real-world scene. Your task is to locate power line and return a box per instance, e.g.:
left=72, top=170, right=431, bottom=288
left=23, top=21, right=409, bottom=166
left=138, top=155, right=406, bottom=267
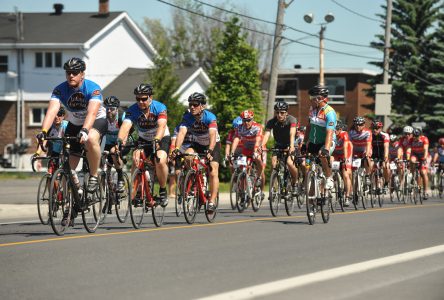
left=330, top=0, right=384, bottom=24
left=193, top=0, right=378, bottom=49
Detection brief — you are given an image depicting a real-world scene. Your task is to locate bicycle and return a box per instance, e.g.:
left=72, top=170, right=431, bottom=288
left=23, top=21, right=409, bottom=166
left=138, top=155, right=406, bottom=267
left=331, top=159, right=345, bottom=212
left=98, top=150, right=130, bottom=224
left=400, top=160, right=413, bottom=204
left=31, top=143, right=61, bottom=225
left=228, top=155, right=243, bottom=211
left=269, top=149, right=300, bottom=217
left=409, top=161, right=423, bottom=205
left=127, top=141, right=165, bottom=229
left=351, top=156, right=373, bottom=210
left=45, top=136, right=105, bottom=235
left=389, top=159, right=402, bottom=203
left=234, top=154, right=264, bottom=213
left=370, top=159, right=387, bottom=208
left=305, top=153, right=332, bottom=225
left=182, top=152, right=219, bottom=224
left=174, top=155, right=186, bottom=217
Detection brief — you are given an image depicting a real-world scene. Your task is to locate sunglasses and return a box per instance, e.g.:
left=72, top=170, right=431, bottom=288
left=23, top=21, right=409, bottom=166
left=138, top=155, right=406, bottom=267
left=107, top=107, right=118, bottom=112
left=136, top=97, right=149, bottom=102
left=276, top=111, right=287, bottom=115
left=309, top=95, right=324, bottom=101
left=56, top=113, right=65, bottom=117
left=188, top=102, right=201, bottom=108
left=65, top=70, right=81, bottom=76
left=356, top=124, right=365, bottom=127
left=243, top=118, right=253, bottom=122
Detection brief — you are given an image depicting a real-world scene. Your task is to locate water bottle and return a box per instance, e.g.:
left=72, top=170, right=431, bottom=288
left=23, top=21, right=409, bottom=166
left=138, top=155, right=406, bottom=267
left=145, top=170, right=150, bottom=182
left=202, top=174, right=207, bottom=193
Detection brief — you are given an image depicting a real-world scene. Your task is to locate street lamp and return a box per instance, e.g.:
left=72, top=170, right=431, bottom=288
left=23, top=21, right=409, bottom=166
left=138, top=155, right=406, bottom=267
left=303, top=12, right=335, bottom=86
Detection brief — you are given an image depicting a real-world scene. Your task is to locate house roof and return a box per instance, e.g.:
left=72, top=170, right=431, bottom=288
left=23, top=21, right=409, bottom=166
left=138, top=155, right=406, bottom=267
left=0, top=12, right=122, bottom=44
left=102, top=66, right=205, bottom=104
left=279, top=68, right=379, bottom=76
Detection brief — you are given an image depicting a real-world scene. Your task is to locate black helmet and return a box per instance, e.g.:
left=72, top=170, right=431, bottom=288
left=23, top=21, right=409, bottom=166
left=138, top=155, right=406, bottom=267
left=134, top=83, right=153, bottom=95
left=371, top=120, right=383, bottom=129
left=63, top=57, right=86, bottom=72
left=104, top=96, right=120, bottom=108
left=274, top=101, right=289, bottom=111
left=188, top=92, right=206, bottom=104
left=57, top=107, right=66, bottom=116
left=308, top=85, right=329, bottom=97
left=335, top=121, right=343, bottom=130
left=353, top=116, right=365, bottom=125
left=413, top=127, right=422, bottom=137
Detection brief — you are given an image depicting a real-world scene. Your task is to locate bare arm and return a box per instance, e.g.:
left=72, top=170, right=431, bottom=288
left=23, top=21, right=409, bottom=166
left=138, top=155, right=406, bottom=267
left=174, top=127, right=187, bottom=150
left=208, top=128, right=217, bottom=150
left=231, top=137, right=240, bottom=154
left=262, top=130, right=271, bottom=148
left=117, top=121, right=133, bottom=145
left=41, top=100, right=60, bottom=132
left=83, top=101, right=101, bottom=131
left=155, top=118, right=167, bottom=140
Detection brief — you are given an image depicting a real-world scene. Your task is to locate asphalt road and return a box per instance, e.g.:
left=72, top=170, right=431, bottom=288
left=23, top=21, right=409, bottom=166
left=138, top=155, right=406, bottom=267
left=1, top=178, right=444, bottom=300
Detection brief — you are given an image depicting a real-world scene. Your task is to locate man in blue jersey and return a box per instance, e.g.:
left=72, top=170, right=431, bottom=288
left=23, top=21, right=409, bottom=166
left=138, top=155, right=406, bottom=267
left=173, top=92, right=221, bottom=211
left=116, top=83, right=170, bottom=206
left=36, top=58, right=107, bottom=194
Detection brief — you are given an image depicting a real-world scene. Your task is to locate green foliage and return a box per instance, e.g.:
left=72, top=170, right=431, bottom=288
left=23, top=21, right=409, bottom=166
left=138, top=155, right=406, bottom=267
left=206, top=17, right=263, bottom=142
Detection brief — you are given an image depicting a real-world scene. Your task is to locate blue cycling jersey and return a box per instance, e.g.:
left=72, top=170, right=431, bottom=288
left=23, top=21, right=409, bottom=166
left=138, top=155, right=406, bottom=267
left=123, top=101, right=170, bottom=141
left=50, top=79, right=106, bottom=126
left=179, top=110, right=220, bottom=146
left=105, top=112, right=125, bottom=145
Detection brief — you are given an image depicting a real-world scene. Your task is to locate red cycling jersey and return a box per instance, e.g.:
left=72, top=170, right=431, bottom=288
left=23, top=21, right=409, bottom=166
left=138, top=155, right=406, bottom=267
left=349, top=128, right=372, bottom=158
left=333, top=131, right=352, bottom=159
left=235, top=121, right=263, bottom=156
left=411, top=135, right=429, bottom=159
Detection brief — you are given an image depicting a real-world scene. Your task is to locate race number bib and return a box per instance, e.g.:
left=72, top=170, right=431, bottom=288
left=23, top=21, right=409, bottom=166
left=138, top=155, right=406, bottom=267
left=352, top=159, right=361, bottom=168
left=332, top=161, right=341, bottom=171
left=234, top=156, right=247, bottom=168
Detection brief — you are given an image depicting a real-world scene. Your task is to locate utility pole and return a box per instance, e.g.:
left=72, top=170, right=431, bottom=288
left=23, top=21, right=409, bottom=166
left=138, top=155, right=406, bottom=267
left=266, top=0, right=287, bottom=122
left=319, top=25, right=326, bottom=86
left=383, top=0, right=392, bottom=84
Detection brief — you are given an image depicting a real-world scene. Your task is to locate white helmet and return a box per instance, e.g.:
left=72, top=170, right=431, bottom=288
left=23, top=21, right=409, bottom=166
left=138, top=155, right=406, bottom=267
left=389, top=134, right=397, bottom=142
left=403, top=126, right=413, bottom=134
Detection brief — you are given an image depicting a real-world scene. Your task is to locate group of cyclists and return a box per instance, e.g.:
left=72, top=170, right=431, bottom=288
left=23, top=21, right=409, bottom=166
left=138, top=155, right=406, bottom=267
left=35, top=57, right=444, bottom=228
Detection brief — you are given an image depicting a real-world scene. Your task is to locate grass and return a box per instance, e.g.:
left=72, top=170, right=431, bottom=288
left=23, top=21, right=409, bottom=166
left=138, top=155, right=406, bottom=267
left=0, top=172, right=39, bottom=180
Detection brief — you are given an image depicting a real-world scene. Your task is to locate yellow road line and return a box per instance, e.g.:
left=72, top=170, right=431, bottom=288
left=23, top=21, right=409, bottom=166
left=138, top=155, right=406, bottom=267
left=1, top=203, right=443, bottom=248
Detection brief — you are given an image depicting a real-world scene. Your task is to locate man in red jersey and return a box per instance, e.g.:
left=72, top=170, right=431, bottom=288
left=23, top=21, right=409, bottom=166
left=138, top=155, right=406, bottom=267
left=408, top=127, right=429, bottom=200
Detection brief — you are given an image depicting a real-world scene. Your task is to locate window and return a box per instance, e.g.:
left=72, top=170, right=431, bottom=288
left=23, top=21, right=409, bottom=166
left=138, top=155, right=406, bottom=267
left=325, top=77, right=345, bottom=103
left=0, top=55, right=8, bottom=72
left=275, top=77, right=298, bottom=104
left=30, top=107, right=47, bottom=126
left=35, top=52, right=62, bottom=68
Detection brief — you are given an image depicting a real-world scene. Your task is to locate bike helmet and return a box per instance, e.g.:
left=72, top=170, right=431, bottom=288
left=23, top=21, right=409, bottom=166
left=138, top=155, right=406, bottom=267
left=240, top=110, right=254, bottom=120
left=308, top=84, right=329, bottom=97
left=335, top=122, right=343, bottom=130
left=134, top=83, right=154, bottom=95
left=63, top=57, right=86, bottom=72
left=389, top=134, right=398, bottom=142
left=353, top=116, right=365, bottom=125
left=104, top=96, right=120, bottom=108
left=57, top=107, right=66, bottom=116
left=188, top=92, right=206, bottom=104
left=413, top=127, right=422, bottom=137
left=403, top=125, right=414, bottom=134
left=371, top=120, right=383, bottom=129
left=274, top=101, right=289, bottom=111
left=299, top=126, right=306, bottom=132
left=232, top=116, right=243, bottom=129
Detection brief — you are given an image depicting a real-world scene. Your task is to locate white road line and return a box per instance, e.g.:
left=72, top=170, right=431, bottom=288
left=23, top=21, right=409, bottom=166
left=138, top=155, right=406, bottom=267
left=0, top=220, right=40, bottom=225
left=198, top=244, right=444, bottom=300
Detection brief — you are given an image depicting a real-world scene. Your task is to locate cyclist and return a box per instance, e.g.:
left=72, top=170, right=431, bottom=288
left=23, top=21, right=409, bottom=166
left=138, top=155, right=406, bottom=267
left=261, top=101, right=299, bottom=194
left=398, top=125, right=414, bottom=187
left=225, top=116, right=243, bottom=171
left=408, top=127, right=429, bottom=200
left=231, top=110, right=265, bottom=191
left=371, top=120, right=390, bottom=193
left=389, top=134, right=404, bottom=162
left=332, top=122, right=353, bottom=206
left=34, top=107, right=68, bottom=170
left=116, top=83, right=170, bottom=206
left=295, top=125, right=306, bottom=153
left=304, top=85, right=337, bottom=190
left=103, top=96, right=127, bottom=192
left=349, top=116, right=373, bottom=185
left=173, top=92, right=221, bottom=211
left=168, top=123, right=192, bottom=198
left=432, top=138, right=444, bottom=168
left=36, top=57, right=107, bottom=193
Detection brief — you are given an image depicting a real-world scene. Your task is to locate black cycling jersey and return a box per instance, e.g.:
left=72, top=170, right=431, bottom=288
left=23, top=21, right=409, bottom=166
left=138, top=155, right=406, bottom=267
left=265, top=115, right=298, bottom=147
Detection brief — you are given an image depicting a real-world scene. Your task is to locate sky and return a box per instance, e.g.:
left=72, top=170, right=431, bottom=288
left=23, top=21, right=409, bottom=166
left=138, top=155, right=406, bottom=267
left=0, top=0, right=386, bottom=72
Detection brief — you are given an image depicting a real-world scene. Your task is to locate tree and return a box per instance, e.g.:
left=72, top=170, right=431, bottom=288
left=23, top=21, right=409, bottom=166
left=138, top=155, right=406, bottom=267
left=368, top=0, right=440, bottom=135
left=206, top=16, right=263, bottom=141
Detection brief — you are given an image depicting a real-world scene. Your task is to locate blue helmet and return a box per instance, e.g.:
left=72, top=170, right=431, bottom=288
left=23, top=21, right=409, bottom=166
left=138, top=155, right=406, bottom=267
left=232, top=116, right=243, bottom=129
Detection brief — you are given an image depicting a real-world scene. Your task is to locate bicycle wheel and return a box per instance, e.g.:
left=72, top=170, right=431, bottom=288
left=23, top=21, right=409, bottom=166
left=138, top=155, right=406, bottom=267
left=352, top=171, right=359, bottom=210
left=115, top=172, right=130, bottom=223
left=229, top=172, right=238, bottom=210
left=393, top=174, right=401, bottom=202
left=175, top=172, right=184, bottom=217
left=439, top=173, right=444, bottom=199
left=251, top=178, right=263, bottom=213
left=269, top=170, right=281, bottom=217
left=369, top=173, right=377, bottom=208
left=49, top=169, right=72, bottom=236
left=205, top=192, right=218, bottom=223
left=305, top=171, right=316, bottom=225
left=361, top=174, right=371, bottom=210
left=150, top=178, right=165, bottom=227
left=333, top=172, right=345, bottom=212
left=182, top=170, right=199, bottom=224
left=321, top=189, right=332, bottom=223
left=236, top=172, right=248, bottom=213
left=98, top=171, right=109, bottom=225
left=130, top=170, right=146, bottom=229
left=82, top=173, right=104, bottom=233
left=378, top=176, right=386, bottom=207
left=284, top=181, right=296, bottom=216
left=37, top=173, right=51, bottom=225
left=296, top=177, right=305, bottom=209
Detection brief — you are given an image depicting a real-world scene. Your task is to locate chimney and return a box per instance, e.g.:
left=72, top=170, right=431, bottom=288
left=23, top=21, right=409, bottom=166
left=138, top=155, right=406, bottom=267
left=53, top=3, right=64, bottom=15
left=294, top=64, right=301, bottom=69
left=99, top=0, right=110, bottom=17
